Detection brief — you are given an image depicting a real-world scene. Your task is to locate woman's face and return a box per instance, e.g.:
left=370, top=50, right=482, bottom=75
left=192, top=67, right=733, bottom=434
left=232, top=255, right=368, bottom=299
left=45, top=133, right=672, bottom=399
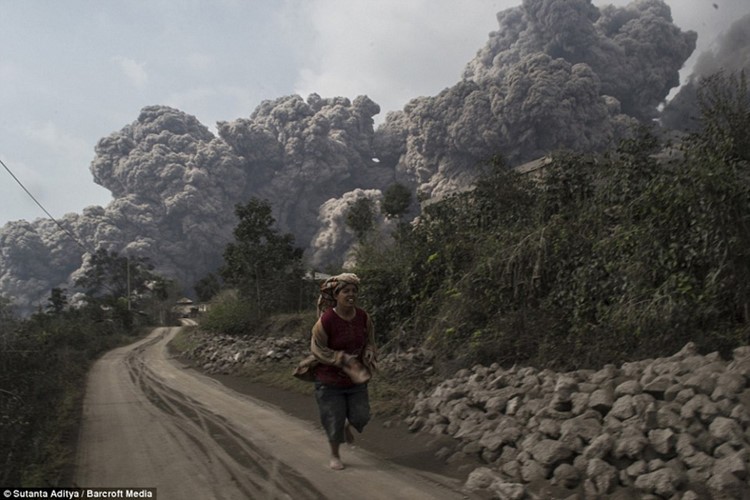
left=335, top=284, right=358, bottom=308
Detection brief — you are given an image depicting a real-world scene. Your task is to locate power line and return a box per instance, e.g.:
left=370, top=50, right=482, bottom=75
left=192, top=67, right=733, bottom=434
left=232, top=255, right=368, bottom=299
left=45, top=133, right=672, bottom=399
left=0, top=157, right=95, bottom=254
left=0, top=157, right=143, bottom=303
left=1, top=157, right=154, bottom=304
left=0, top=160, right=140, bottom=302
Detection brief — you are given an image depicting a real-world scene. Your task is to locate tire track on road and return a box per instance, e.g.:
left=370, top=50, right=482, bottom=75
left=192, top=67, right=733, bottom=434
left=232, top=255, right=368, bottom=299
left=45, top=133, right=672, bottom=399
left=123, top=332, right=323, bottom=499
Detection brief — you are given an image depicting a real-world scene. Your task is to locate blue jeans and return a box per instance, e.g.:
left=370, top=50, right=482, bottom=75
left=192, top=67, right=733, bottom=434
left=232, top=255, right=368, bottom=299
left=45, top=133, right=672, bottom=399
left=314, top=382, right=370, bottom=443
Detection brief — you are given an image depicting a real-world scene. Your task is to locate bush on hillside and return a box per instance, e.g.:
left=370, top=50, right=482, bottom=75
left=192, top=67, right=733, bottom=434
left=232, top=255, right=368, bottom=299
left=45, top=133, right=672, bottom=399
left=199, top=290, right=263, bottom=336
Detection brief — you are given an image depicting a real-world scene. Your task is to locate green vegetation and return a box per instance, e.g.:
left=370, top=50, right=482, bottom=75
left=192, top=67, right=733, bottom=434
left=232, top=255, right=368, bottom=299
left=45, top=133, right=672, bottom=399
left=193, top=273, right=222, bottom=303
left=199, top=289, right=264, bottom=336
left=219, top=198, right=305, bottom=317
left=197, top=197, right=317, bottom=336
left=354, top=71, right=750, bottom=372
left=346, top=197, right=376, bottom=241
left=381, top=182, right=413, bottom=220
left=0, top=250, right=178, bottom=486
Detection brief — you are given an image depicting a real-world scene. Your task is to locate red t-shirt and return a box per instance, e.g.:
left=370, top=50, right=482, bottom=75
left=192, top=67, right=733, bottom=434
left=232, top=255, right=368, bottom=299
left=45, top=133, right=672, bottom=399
left=314, top=307, right=369, bottom=387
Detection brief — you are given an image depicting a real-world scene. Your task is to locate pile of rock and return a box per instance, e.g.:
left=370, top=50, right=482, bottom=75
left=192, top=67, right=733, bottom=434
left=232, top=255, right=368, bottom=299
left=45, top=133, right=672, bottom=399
left=406, top=343, right=750, bottom=499
left=181, top=332, right=308, bottom=374
left=180, top=331, right=438, bottom=381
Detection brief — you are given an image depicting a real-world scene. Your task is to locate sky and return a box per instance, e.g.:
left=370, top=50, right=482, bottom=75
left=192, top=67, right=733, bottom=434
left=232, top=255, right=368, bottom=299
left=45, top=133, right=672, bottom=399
left=0, top=0, right=747, bottom=227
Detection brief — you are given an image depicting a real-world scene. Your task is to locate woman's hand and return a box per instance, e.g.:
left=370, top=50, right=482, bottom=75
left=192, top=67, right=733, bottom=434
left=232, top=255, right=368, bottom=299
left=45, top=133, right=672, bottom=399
left=341, top=354, right=370, bottom=384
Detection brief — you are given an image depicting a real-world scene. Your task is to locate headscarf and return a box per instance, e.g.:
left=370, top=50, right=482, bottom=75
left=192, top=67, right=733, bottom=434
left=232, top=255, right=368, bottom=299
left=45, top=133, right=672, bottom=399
left=317, top=273, right=360, bottom=317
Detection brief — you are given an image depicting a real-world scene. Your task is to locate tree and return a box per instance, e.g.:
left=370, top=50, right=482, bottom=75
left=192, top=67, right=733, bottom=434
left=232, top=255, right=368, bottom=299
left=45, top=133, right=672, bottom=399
left=194, top=273, right=222, bottom=302
left=346, top=197, right=375, bottom=241
left=75, top=248, right=155, bottom=301
left=0, top=295, right=16, bottom=334
left=220, top=198, right=304, bottom=312
left=45, top=288, right=68, bottom=315
left=74, top=248, right=162, bottom=329
left=381, top=183, right=412, bottom=220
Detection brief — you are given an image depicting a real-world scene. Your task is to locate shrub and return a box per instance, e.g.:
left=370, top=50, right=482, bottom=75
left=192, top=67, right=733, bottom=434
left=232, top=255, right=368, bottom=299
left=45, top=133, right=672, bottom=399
left=199, top=290, right=263, bottom=336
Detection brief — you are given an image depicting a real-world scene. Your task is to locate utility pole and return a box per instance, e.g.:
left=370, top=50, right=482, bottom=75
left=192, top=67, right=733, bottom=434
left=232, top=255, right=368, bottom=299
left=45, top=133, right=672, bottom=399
left=127, top=256, right=131, bottom=311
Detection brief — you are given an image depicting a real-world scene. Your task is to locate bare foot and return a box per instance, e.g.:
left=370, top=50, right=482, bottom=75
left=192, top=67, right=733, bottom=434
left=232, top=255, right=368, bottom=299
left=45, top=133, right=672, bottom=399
left=329, top=457, right=345, bottom=470
left=344, top=423, right=355, bottom=444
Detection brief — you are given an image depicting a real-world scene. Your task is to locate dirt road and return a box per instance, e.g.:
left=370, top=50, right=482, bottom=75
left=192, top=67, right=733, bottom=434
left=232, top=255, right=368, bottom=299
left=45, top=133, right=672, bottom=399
left=75, top=327, right=477, bottom=499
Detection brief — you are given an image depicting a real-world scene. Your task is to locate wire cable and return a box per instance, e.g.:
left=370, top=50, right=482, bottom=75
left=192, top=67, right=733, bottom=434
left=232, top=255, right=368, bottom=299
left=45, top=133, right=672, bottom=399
left=0, top=157, right=96, bottom=254
left=0, top=157, right=157, bottom=305
left=0, top=157, right=145, bottom=303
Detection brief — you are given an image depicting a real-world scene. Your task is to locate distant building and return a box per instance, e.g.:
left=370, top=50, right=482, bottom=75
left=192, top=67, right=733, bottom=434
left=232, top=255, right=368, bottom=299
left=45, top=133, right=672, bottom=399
left=173, top=297, right=200, bottom=317
left=514, top=156, right=552, bottom=179
left=304, top=271, right=332, bottom=282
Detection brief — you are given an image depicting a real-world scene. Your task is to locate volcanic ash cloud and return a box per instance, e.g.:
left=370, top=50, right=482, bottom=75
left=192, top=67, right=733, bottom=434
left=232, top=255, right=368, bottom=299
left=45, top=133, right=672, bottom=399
left=374, top=0, right=696, bottom=202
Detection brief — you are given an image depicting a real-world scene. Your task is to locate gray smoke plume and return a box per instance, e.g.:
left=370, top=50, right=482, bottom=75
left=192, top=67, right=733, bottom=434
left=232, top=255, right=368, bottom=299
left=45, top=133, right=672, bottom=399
left=0, top=0, right=702, bottom=312
left=0, top=219, right=80, bottom=312
left=309, top=188, right=394, bottom=269
left=87, top=105, right=247, bottom=287
left=216, top=93, right=392, bottom=252
left=376, top=0, right=696, bottom=202
left=661, top=12, right=750, bottom=131
left=1, top=106, right=248, bottom=312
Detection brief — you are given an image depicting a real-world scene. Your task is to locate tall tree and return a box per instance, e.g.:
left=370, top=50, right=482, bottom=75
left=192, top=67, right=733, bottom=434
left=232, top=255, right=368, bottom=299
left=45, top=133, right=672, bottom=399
left=220, top=198, right=304, bottom=312
left=194, top=273, right=222, bottom=302
left=74, top=248, right=161, bottom=328
left=75, top=248, right=155, bottom=301
left=346, top=197, right=375, bottom=241
left=381, top=183, right=412, bottom=220
left=45, top=288, right=68, bottom=315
